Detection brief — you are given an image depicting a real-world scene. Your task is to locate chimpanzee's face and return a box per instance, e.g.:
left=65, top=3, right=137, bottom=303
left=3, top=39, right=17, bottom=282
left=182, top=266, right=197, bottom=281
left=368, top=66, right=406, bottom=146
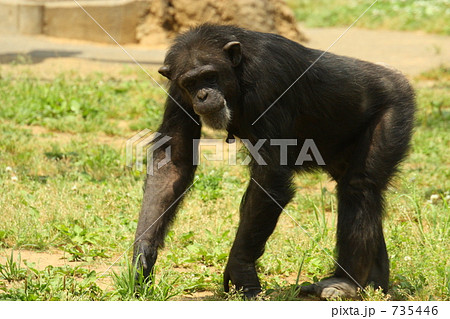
left=177, top=64, right=231, bottom=130
left=158, top=41, right=242, bottom=130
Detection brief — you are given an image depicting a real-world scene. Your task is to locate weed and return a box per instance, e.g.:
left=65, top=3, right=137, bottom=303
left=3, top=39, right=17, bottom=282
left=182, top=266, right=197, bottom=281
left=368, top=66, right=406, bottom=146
left=111, top=258, right=180, bottom=300
left=0, top=252, right=27, bottom=282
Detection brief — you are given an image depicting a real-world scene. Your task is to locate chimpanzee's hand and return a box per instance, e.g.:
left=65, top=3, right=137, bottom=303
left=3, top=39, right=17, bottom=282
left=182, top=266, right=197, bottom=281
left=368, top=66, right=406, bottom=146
left=223, top=258, right=262, bottom=299
left=133, top=240, right=158, bottom=281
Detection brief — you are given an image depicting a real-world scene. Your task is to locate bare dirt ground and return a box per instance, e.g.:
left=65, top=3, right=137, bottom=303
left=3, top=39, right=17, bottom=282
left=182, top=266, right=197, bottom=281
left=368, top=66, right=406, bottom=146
left=306, top=27, right=449, bottom=77
left=0, top=26, right=448, bottom=298
left=0, top=248, right=121, bottom=291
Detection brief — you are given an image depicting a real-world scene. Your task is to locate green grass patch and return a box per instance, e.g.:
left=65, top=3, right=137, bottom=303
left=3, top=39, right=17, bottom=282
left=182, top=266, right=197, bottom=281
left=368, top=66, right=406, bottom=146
left=288, top=0, right=450, bottom=35
left=0, top=72, right=165, bottom=135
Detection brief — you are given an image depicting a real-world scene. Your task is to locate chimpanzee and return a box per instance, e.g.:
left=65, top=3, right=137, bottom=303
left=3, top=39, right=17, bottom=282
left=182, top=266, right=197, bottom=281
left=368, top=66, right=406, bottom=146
left=132, top=24, right=415, bottom=299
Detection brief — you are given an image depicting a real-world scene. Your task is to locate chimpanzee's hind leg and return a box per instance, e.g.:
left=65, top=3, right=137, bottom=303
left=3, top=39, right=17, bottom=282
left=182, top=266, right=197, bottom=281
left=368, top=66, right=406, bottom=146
left=301, top=105, right=414, bottom=299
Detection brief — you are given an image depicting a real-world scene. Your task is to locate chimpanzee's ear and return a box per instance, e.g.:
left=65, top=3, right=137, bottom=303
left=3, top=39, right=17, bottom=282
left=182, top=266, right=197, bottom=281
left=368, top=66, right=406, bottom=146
left=158, top=65, right=172, bottom=80
left=223, top=41, right=242, bottom=67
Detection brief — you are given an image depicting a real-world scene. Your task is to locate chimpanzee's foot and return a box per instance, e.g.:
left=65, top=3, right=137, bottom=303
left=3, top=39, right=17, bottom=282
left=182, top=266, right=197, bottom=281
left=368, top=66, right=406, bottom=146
left=300, top=277, right=359, bottom=299
left=223, top=259, right=262, bottom=299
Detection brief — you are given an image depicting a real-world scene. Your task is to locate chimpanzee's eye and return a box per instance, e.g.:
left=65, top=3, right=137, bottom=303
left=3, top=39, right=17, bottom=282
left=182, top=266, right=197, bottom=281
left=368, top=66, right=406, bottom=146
left=202, top=71, right=217, bottom=84
left=181, top=78, right=195, bottom=91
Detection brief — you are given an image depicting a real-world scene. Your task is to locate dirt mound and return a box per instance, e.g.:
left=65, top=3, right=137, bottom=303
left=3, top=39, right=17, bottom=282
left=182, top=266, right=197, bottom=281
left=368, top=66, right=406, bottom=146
left=137, top=0, right=307, bottom=46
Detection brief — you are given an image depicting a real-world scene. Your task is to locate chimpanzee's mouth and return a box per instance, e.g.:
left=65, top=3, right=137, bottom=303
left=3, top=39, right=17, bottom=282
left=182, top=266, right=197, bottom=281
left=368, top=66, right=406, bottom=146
left=193, top=99, right=226, bottom=116
left=199, top=102, right=231, bottom=130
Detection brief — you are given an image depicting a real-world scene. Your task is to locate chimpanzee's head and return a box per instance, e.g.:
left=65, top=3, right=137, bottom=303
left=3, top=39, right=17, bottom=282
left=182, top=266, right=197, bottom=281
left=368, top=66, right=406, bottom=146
left=158, top=29, right=242, bottom=130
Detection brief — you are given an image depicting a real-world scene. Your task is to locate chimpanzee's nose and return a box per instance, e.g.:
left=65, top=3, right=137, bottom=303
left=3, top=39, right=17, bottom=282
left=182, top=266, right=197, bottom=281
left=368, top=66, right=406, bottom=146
left=197, top=89, right=208, bottom=101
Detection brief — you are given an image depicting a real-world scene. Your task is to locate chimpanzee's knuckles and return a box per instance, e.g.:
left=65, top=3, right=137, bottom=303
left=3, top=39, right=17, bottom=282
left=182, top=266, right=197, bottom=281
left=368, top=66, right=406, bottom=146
left=223, top=258, right=262, bottom=298
left=133, top=240, right=158, bottom=279
left=223, top=266, right=231, bottom=293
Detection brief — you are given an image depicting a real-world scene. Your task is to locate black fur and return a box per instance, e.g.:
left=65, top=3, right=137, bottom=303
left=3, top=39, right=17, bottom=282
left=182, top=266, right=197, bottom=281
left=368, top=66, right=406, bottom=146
left=133, top=24, right=415, bottom=299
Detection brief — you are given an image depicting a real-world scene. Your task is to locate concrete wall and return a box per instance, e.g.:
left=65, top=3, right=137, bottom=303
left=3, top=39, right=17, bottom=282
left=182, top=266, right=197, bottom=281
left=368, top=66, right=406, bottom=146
left=0, top=0, right=150, bottom=44
left=0, top=0, right=43, bottom=35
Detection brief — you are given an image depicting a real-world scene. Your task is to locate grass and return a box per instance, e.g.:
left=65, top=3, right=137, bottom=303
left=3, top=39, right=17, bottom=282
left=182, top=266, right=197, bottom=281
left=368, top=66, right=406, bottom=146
left=288, top=0, right=450, bottom=35
left=0, top=62, right=449, bottom=300
left=0, top=72, right=165, bottom=135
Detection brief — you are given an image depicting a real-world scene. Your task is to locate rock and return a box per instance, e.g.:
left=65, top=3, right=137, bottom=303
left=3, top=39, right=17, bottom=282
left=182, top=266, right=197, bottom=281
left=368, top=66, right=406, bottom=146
left=136, top=0, right=307, bottom=46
